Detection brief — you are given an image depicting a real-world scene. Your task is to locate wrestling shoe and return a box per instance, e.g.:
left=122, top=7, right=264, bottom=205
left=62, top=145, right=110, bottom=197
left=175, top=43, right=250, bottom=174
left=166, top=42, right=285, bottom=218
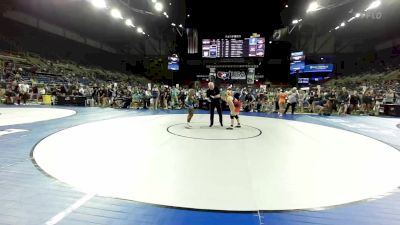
left=226, top=126, right=234, bottom=130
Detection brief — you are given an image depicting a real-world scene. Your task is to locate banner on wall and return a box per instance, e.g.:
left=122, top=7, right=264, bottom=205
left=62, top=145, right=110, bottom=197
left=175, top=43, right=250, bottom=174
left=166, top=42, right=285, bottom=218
left=209, top=67, right=216, bottom=81
left=247, top=68, right=255, bottom=84
left=230, top=71, right=246, bottom=80
left=215, top=71, right=247, bottom=80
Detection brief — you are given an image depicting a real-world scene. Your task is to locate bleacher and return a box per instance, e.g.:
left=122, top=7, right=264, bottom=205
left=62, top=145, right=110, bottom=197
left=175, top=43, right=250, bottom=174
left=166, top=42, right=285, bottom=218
left=0, top=51, right=149, bottom=86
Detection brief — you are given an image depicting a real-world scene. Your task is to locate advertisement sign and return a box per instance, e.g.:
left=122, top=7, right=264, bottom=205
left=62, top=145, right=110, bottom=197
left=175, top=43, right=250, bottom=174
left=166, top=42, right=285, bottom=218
left=230, top=71, right=246, bottom=80
left=217, top=71, right=230, bottom=80
left=304, top=64, right=334, bottom=73
left=215, top=71, right=247, bottom=80
left=298, top=78, right=310, bottom=84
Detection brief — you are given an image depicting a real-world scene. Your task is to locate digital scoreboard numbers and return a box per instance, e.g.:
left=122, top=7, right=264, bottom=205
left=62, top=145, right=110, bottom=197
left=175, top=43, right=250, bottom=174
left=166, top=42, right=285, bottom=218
left=202, top=36, right=265, bottom=58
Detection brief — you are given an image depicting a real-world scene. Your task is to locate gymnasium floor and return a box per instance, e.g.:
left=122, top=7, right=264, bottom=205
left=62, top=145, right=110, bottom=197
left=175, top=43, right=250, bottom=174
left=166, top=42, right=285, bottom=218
left=0, top=105, right=400, bottom=225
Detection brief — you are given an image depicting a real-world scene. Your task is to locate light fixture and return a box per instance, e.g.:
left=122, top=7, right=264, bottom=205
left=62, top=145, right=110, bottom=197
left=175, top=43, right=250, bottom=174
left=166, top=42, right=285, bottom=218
left=125, top=19, right=135, bottom=27
left=90, top=0, right=107, bottom=9
left=285, top=4, right=289, bottom=8
left=307, top=1, right=319, bottom=13
left=341, top=22, right=346, bottom=27
left=110, top=8, right=123, bottom=19
left=171, top=23, right=176, bottom=26
left=292, top=19, right=299, bottom=24
left=335, top=26, right=340, bottom=30
left=269, top=41, right=272, bottom=44
left=365, top=0, right=381, bottom=11
left=155, top=2, right=163, bottom=12
left=355, top=13, right=361, bottom=17
left=137, top=27, right=143, bottom=33
left=187, top=14, right=190, bottom=18
left=348, top=17, right=356, bottom=22
left=169, top=2, right=172, bottom=5
left=142, top=31, right=146, bottom=35
left=151, top=0, right=157, bottom=3
left=179, top=24, right=183, bottom=28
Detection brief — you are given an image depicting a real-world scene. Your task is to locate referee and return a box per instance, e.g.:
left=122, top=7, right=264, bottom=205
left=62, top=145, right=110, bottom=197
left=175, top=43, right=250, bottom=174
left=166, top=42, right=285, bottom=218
left=206, top=82, right=223, bottom=127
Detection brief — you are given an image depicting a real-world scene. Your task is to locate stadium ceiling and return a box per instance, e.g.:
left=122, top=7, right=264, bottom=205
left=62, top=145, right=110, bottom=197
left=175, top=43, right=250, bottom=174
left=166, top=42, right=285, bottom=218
left=282, top=0, right=400, bottom=41
left=2, top=0, right=186, bottom=50
left=185, top=0, right=288, bottom=37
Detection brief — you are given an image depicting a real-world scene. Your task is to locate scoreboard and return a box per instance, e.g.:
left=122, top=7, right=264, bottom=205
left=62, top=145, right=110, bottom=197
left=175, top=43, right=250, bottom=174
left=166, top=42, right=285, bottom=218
left=202, top=36, right=265, bottom=58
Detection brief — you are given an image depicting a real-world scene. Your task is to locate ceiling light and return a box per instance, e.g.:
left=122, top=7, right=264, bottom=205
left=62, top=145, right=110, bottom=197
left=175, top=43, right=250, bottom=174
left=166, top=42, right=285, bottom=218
left=125, top=19, right=134, bottom=27
left=90, top=0, right=107, bottom=9
left=110, top=8, right=123, bottom=19
left=137, top=27, right=143, bottom=33
left=155, top=2, right=163, bottom=12
left=365, top=0, right=381, bottom=11
left=307, top=1, right=319, bottom=13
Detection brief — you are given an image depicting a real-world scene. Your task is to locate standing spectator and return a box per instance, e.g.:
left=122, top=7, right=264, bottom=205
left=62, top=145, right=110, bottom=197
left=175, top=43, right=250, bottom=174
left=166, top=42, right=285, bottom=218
left=284, top=87, right=299, bottom=115
left=337, top=87, right=349, bottom=116
left=277, top=89, right=288, bottom=116
left=349, top=90, right=360, bottom=114
left=298, top=90, right=306, bottom=113
left=143, top=88, right=151, bottom=109
left=151, top=85, right=160, bottom=110
left=362, top=91, right=374, bottom=115
left=244, top=91, right=255, bottom=112
left=19, top=81, right=30, bottom=105
left=171, top=86, right=179, bottom=109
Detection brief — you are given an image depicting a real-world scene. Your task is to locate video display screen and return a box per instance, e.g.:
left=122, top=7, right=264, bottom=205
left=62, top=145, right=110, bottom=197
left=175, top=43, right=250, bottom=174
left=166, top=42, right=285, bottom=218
left=202, top=37, right=265, bottom=58
left=290, top=62, right=305, bottom=73
left=298, top=78, right=310, bottom=84
left=168, top=55, right=179, bottom=71
left=304, top=64, right=334, bottom=73
left=290, top=51, right=305, bottom=74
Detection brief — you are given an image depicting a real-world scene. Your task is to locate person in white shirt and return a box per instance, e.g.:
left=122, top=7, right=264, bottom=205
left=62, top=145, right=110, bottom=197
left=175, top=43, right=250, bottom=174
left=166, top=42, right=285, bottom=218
left=19, top=82, right=30, bottom=105
left=284, top=87, right=299, bottom=115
